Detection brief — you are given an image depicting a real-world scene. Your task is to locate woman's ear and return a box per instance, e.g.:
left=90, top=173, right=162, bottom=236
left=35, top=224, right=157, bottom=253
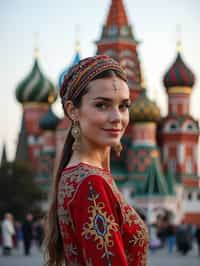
left=64, top=101, right=79, bottom=121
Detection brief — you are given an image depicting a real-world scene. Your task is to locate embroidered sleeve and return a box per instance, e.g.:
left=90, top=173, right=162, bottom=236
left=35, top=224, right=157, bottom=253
left=70, top=175, right=129, bottom=266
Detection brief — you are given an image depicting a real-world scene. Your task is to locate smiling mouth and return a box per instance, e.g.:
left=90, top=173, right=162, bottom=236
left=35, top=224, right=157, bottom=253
left=103, top=128, right=122, bottom=135
left=102, top=128, right=122, bottom=133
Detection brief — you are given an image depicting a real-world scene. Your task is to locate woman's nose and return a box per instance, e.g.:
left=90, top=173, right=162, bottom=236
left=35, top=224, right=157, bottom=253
left=109, top=108, right=121, bottom=123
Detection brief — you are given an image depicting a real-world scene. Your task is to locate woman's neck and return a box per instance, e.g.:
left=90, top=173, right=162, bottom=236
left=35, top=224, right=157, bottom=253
left=68, top=145, right=110, bottom=171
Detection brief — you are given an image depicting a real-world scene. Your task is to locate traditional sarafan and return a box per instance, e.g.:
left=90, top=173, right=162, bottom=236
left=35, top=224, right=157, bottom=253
left=57, top=162, right=148, bottom=266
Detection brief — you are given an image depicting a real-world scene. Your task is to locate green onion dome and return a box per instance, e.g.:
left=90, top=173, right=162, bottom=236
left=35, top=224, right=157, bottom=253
left=15, top=58, right=57, bottom=104
left=130, top=91, right=161, bottom=123
left=39, top=108, right=60, bottom=131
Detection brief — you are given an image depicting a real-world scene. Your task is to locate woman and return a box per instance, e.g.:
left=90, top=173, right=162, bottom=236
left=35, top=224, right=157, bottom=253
left=45, top=55, right=148, bottom=266
left=1, top=213, right=15, bottom=255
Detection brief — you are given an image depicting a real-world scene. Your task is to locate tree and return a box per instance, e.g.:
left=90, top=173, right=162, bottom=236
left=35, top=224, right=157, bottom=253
left=0, top=161, right=44, bottom=220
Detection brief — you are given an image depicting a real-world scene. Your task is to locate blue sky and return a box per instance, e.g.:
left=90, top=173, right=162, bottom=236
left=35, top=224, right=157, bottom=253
left=0, top=0, right=200, bottom=160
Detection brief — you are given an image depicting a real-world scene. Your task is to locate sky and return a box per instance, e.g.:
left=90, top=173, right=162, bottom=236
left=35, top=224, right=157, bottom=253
left=0, top=0, right=200, bottom=160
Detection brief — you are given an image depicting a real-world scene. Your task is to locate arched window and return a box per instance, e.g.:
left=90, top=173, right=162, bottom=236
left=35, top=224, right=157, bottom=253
left=28, top=135, right=38, bottom=145
left=105, top=50, right=118, bottom=60
left=120, top=26, right=130, bottom=37
left=168, top=160, right=176, bottom=175
left=164, top=121, right=179, bottom=133
left=130, top=188, right=135, bottom=198
left=120, top=50, right=133, bottom=57
left=197, top=192, right=200, bottom=201
left=182, top=120, right=198, bottom=133
left=107, top=26, right=118, bottom=37
left=188, top=124, right=193, bottom=130
left=187, top=192, right=192, bottom=200
left=186, top=159, right=193, bottom=174
left=170, top=124, right=177, bottom=130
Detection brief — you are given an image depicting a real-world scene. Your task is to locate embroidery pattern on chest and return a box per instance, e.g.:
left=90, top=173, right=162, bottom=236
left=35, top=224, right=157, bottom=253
left=82, top=181, right=119, bottom=265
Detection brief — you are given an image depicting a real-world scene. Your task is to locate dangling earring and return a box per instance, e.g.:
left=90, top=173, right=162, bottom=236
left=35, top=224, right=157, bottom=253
left=114, top=142, right=122, bottom=157
left=71, top=121, right=81, bottom=151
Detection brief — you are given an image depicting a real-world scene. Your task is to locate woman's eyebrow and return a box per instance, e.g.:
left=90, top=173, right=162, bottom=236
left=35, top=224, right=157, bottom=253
left=93, top=97, right=131, bottom=103
left=92, top=97, right=112, bottom=102
left=121, top=99, right=131, bottom=103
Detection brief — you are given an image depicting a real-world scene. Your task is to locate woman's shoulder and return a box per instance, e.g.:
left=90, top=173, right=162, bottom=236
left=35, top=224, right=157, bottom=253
left=59, top=162, right=112, bottom=195
left=58, top=162, right=115, bottom=206
left=60, top=162, right=111, bottom=184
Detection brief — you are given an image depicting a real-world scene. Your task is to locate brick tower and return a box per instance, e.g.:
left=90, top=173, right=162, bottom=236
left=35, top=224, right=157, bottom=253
left=161, top=45, right=200, bottom=224
left=15, top=49, right=57, bottom=174
left=96, top=0, right=144, bottom=101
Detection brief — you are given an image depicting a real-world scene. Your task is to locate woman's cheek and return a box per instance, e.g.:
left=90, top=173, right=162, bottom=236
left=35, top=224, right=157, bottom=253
left=92, top=112, right=108, bottom=124
left=122, top=112, right=129, bottom=127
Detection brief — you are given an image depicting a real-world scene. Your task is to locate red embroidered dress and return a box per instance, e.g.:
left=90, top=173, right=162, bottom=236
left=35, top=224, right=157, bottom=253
left=57, top=162, right=148, bottom=266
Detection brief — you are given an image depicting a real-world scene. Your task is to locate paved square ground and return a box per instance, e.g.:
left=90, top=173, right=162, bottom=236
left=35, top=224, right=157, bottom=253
left=0, top=241, right=199, bottom=266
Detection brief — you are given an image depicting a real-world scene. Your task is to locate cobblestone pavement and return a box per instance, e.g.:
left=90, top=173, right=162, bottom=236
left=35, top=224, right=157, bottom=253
left=0, top=241, right=199, bottom=266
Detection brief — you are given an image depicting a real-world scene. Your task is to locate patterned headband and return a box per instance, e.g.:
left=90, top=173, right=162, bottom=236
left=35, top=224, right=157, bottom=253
left=60, top=54, right=127, bottom=103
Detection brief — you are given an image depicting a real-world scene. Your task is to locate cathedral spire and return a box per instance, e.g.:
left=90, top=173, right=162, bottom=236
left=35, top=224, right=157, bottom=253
left=176, top=24, right=182, bottom=54
left=33, top=32, right=40, bottom=59
left=99, top=0, right=136, bottom=42
left=105, top=0, right=129, bottom=28
left=96, top=0, right=143, bottom=101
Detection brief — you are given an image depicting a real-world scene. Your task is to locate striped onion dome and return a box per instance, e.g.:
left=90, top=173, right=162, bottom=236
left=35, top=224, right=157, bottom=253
left=130, top=91, right=161, bottom=123
left=58, top=50, right=81, bottom=89
left=163, top=52, right=195, bottom=90
left=39, top=108, right=60, bottom=131
left=15, top=58, right=57, bottom=104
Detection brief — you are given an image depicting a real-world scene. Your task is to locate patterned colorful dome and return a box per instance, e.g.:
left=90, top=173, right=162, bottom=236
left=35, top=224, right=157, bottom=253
left=16, top=58, right=57, bottom=104
left=163, top=52, right=195, bottom=89
left=58, top=50, right=81, bottom=89
left=39, top=108, right=60, bottom=131
left=130, top=92, right=161, bottom=123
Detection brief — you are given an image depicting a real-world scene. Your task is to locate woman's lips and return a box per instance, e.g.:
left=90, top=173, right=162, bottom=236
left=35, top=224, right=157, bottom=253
left=103, top=128, right=122, bottom=132
left=102, top=128, right=122, bottom=136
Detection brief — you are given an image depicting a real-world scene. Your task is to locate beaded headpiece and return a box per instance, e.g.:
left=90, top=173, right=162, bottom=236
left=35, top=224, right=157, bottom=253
left=60, top=54, right=127, bottom=103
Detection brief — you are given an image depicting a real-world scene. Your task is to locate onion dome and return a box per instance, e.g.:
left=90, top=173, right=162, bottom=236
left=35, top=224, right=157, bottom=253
left=130, top=91, right=161, bottom=123
left=39, top=108, right=60, bottom=131
left=58, top=48, right=81, bottom=89
left=16, top=57, right=57, bottom=104
left=163, top=52, right=195, bottom=89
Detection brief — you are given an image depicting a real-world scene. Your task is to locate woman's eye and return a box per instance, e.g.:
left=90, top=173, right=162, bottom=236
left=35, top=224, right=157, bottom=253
left=119, top=103, right=130, bottom=111
left=95, top=103, right=108, bottom=110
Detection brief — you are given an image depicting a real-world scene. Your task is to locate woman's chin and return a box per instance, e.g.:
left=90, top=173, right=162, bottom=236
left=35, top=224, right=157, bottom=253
left=92, top=136, right=122, bottom=148
left=106, top=139, right=121, bottom=147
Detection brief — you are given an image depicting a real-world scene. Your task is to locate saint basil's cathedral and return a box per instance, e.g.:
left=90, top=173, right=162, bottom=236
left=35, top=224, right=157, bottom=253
left=4, top=0, right=200, bottom=224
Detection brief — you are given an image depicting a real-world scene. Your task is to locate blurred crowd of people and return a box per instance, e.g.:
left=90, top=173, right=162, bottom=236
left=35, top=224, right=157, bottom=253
left=0, top=212, right=44, bottom=256
left=1, top=211, right=200, bottom=258
left=149, top=214, right=200, bottom=256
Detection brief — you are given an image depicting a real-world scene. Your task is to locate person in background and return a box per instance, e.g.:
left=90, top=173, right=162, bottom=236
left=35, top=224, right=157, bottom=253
left=14, top=221, right=23, bottom=250
left=1, top=213, right=15, bottom=255
left=176, top=221, right=192, bottom=255
left=165, top=220, right=176, bottom=254
left=22, top=213, right=33, bottom=256
left=195, top=225, right=200, bottom=256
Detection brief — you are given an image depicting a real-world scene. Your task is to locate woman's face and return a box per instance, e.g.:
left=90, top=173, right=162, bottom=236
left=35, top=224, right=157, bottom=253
left=77, top=76, right=130, bottom=149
